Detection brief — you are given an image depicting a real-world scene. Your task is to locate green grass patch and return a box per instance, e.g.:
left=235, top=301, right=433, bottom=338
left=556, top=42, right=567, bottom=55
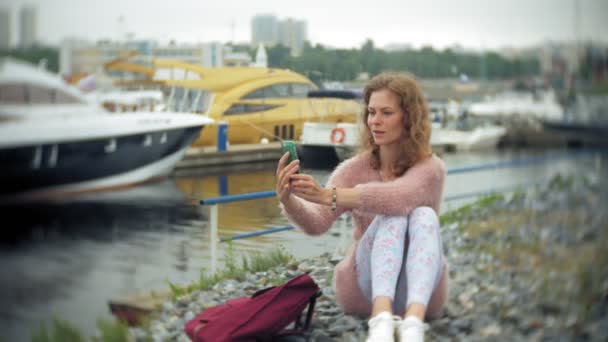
left=31, top=317, right=128, bottom=342
left=325, top=269, right=334, bottom=286
left=92, top=319, right=129, bottom=342
left=168, top=242, right=295, bottom=299
left=32, top=317, right=84, bottom=342
left=244, top=245, right=295, bottom=274
left=440, top=193, right=505, bottom=226
left=547, top=174, right=576, bottom=191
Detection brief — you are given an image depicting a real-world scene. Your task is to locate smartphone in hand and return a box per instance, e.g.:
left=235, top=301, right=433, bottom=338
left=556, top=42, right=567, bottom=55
left=281, top=140, right=300, bottom=173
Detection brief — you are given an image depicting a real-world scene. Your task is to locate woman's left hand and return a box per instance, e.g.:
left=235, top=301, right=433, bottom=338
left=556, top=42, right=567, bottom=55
left=289, top=174, right=331, bottom=206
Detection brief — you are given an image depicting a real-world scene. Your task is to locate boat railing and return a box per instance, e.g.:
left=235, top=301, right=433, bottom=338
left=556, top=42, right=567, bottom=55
left=199, top=151, right=601, bottom=270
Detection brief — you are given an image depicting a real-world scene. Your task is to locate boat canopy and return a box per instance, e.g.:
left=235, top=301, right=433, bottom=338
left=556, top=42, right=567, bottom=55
left=160, top=65, right=311, bottom=93
left=104, top=57, right=312, bottom=93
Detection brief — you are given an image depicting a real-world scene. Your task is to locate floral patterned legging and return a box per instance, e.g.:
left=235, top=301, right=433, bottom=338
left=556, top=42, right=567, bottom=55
left=355, top=207, right=444, bottom=315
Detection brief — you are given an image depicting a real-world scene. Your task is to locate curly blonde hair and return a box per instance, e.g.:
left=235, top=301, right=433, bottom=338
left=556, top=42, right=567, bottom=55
left=359, top=72, right=432, bottom=176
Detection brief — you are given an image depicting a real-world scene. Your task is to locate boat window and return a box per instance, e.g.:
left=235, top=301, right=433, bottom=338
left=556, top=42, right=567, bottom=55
left=241, top=86, right=278, bottom=99
left=241, top=83, right=300, bottom=100
left=291, top=83, right=313, bottom=98
left=0, top=84, right=27, bottom=103
left=168, top=87, right=190, bottom=111
left=167, top=87, right=212, bottom=113
left=243, top=88, right=263, bottom=99
left=272, top=84, right=290, bottom=97
left=0, top=83, right=84, bottom=104
left=190, top=90, right=213, bottom=113
left=28, top=85, right=54, bottom=104
left=166, top=87, right=176, bottom=110
left=224, top=103, right=282, bottom=115
left=179, top=87, right=190, bottom=112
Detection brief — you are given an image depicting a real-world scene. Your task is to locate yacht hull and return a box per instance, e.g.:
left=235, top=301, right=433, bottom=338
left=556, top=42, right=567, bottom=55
left=0, top=126, right=202, bottom=202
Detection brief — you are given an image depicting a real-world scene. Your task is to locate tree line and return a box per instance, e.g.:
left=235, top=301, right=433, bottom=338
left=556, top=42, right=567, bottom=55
left=259, top=40, right=540, bottom=85
left=1, top=46, right=60, bottom=72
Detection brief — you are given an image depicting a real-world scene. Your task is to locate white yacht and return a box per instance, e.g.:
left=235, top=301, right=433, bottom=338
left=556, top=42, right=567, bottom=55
left=0, top=58, right=213, bottom=203
left=433, top=123, right=507, bottom=151
left=466, top=90, right=564, bottom=123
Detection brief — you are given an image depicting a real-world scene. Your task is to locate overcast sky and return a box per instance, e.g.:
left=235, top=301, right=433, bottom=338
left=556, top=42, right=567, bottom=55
left=4, top=0, right=608, bottom=50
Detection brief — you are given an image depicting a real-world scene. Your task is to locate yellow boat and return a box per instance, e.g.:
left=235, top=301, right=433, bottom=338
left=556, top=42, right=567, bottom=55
left=106, top=58, right=362, bottom=147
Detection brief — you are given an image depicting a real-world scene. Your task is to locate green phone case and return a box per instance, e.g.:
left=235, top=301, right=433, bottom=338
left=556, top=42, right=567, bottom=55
left=281, top=140, right=300, bottom=164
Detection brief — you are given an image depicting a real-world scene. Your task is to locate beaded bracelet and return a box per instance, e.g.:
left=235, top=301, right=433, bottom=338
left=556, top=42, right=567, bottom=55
left=331, top=187, right=337, bottom=211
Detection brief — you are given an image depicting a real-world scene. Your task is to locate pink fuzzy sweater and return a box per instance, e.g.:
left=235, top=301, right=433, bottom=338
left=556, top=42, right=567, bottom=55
left=281, top=151, right=448, bottom=317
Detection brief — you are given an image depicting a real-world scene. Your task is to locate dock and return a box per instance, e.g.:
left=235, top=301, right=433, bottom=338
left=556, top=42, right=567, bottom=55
left=173, top=142, right=284, bottom=176
left=173, top=141, right=454, bottom=175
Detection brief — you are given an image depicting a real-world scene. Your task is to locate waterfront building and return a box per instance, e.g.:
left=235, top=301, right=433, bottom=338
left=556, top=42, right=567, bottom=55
left=278, top=18, right=306, bottom=56
left=0, top=7, right=10, bottom=49
left=60, top=40, right=226, bottom=79
left=60, top=38, right=108, bottom=78
left=60, top=39, right=148, bottom=78
left=251, top=14, right=279, bottom=47
left=251, top=14, right=308, bottom=56
left=154, top=42, right=223, bottom=67
left=19, top=5, right=36, bottom=48
left=223, top=51, right=251, bottom=67
left=202, top=42, right=223, bottom=68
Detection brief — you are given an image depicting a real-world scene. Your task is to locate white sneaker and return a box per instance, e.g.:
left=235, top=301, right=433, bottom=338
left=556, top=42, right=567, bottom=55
left=397, top=316, right=428, bottom=342
left=366, top=312, right=396, bottom=342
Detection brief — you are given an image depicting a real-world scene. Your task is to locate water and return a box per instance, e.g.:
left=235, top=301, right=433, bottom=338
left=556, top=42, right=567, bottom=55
left=0, top=148, right=604, bottom=341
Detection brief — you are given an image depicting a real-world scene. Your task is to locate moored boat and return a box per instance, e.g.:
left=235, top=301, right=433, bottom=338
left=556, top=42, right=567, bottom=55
left=105, top=58, right=363, bottom=147
left=0, top=58, right=213, bottom=203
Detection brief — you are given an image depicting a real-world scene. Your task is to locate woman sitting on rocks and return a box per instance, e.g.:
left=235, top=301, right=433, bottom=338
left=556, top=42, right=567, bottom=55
left=275, top=73, right=449, bottom=342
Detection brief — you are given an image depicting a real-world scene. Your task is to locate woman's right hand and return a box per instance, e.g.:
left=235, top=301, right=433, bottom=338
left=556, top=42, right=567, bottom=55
left=276, top=152, right=299, bottom=203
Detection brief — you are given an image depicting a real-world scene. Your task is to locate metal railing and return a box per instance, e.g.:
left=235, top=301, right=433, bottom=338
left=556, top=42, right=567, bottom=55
left=200, top=151, right=600, bottom=246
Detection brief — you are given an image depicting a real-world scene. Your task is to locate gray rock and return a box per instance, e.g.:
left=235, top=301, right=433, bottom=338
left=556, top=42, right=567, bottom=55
left=161, top=301, right=174, bottom=312
left=309, top=330, right=333, bottom=342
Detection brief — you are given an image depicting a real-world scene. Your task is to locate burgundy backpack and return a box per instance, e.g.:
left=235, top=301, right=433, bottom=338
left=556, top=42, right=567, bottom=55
left=184, top=273, right=322, bottom=342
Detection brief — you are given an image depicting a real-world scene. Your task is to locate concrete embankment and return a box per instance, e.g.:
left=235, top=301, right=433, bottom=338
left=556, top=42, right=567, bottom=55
left=130, top=173, right=607, bottom=341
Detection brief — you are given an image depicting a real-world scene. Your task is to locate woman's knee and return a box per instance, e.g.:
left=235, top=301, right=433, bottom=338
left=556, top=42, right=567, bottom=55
left=375, top=216, right=408, bottom=241
left=410, top=206, right=439, bottom=226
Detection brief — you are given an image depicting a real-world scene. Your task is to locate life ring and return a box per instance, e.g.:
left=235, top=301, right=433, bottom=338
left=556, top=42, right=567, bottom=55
left=330, top=127, right=346, bottom=144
